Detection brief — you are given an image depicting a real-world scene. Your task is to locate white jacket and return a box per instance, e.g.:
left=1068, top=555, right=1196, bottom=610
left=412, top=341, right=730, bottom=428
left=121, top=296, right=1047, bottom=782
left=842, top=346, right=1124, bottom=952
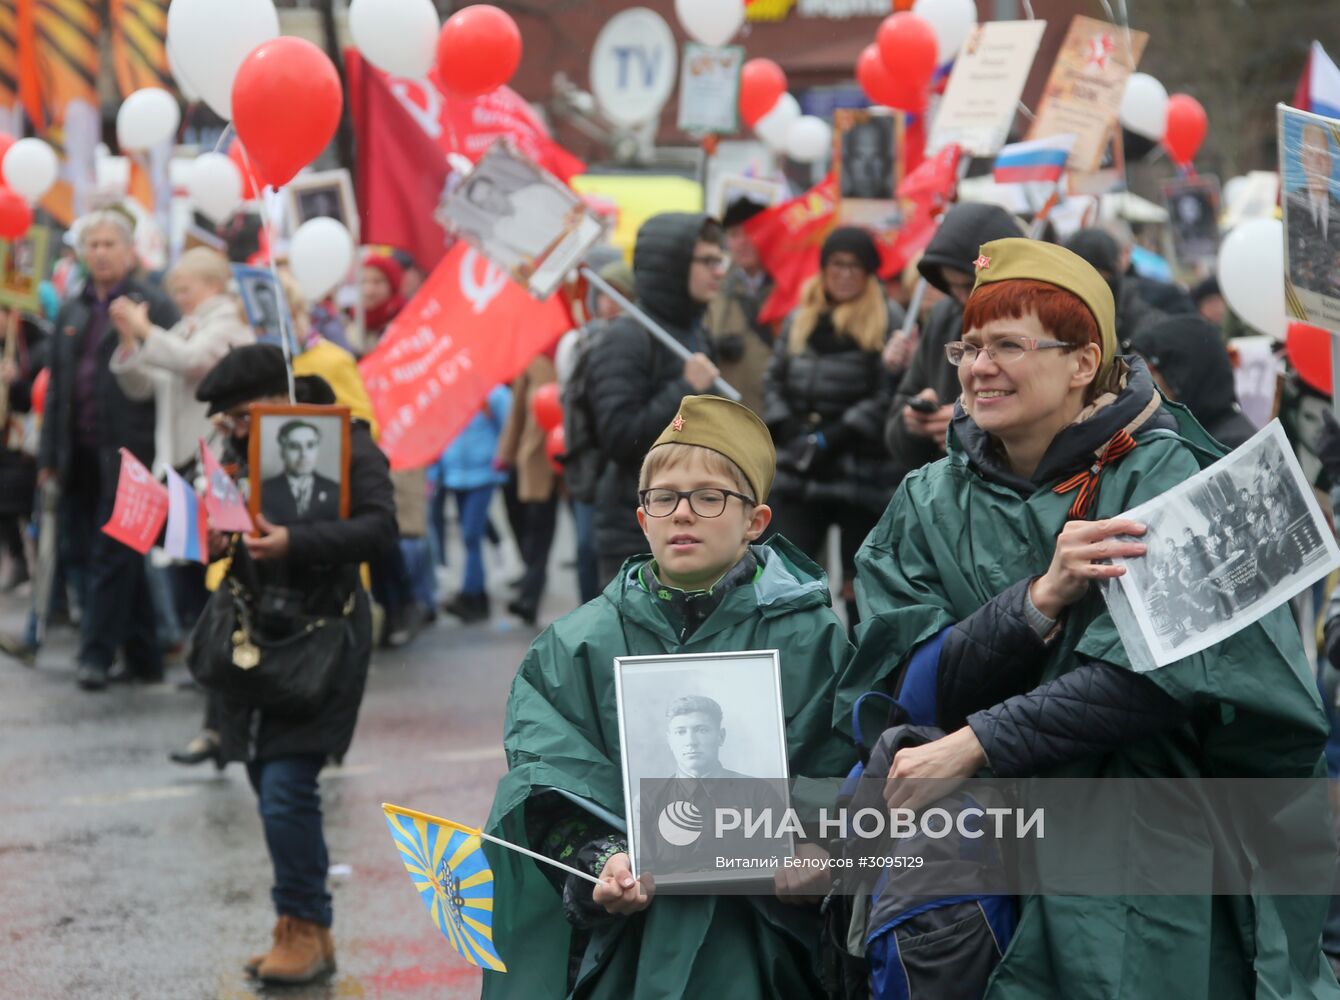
left=111, top=293, right=255, bottom=473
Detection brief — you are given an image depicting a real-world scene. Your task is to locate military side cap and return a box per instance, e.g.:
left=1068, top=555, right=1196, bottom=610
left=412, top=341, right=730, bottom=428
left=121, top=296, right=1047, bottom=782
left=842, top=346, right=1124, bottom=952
left=650, top=395, right=776, bottom=503
left=195, top=343, right=290, bottom=415
left=970, top=237, right=1119, bottom=388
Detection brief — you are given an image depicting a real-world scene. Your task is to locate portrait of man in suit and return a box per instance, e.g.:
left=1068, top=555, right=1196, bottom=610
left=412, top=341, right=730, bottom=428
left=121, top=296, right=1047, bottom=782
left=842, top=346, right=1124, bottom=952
left=1285, top=122, right=1340, bottom=296
left=261, top=419, right=342, bottom=524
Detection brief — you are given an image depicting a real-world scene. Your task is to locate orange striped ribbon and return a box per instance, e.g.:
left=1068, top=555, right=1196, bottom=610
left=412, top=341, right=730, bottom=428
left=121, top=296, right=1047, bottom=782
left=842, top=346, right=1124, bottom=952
left=1052, top=429, right=1138, bottom=519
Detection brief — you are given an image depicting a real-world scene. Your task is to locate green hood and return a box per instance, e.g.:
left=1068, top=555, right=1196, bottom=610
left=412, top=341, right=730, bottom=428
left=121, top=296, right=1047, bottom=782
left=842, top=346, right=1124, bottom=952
left=842, top=394, right=1335, bottom=999
left=483, top=536, right=856, bottom=999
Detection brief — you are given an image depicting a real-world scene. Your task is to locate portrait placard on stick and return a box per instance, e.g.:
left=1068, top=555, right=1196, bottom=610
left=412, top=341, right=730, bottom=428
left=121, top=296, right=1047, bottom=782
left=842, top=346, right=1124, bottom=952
left=1026, top=15, right=1147, bottom=174
left=439, top=140, right=606, bottom=300
left=929, top=19, right=1047, bottom=158
left=1279, top=104, right=1340, bottom=331
left=677, top=44, right=744, bottom=135
left=834, top=108, right=902, bottom=229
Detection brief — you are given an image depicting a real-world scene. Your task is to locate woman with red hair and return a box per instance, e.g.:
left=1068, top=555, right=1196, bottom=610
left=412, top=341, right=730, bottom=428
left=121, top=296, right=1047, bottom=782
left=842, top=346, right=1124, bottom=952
left=841, top=238, right=1333, bottom=998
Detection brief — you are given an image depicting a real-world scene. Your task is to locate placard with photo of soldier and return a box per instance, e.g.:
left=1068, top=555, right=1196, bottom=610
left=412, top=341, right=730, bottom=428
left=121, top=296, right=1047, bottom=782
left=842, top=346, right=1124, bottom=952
left=248, top=404, right=351, bottom=527
left=1280, top=104, right=1340, bottom=330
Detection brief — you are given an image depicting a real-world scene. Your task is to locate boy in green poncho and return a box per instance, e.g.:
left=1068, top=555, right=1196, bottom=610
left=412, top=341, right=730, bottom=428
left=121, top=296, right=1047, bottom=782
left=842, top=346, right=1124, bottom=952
left=483, top=394, right=858, bottom=999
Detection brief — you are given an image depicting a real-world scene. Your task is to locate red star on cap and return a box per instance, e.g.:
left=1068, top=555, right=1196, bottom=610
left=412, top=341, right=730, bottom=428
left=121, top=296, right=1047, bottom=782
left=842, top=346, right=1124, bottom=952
left=671, top=414, right=685, bottom=432
left=973, top=254, right=991, bottom=270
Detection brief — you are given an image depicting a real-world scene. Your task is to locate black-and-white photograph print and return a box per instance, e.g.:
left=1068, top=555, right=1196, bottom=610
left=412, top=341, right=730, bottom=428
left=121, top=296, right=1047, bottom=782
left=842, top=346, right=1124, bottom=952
left=614, top=650, right=792, bottom=887
left=838, top=114, right=897, bottom=201
left=248, top=405, right=351, bottom=528
left=1162, top=175, right=1221, bottom=266
left=441, top=140, right=605, bottom=299
left=285, top=169, right=357, bottom=233
left=233, top=265, right=295, bottom=346
left=1109, top=420, right=1340, bottom=668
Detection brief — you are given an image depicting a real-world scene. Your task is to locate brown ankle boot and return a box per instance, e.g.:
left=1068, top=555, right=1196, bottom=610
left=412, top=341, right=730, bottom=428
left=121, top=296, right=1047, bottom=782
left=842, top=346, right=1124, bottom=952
left=244, top=916, right=288, bottom=977
left=257, top=916, right=332, bottom=984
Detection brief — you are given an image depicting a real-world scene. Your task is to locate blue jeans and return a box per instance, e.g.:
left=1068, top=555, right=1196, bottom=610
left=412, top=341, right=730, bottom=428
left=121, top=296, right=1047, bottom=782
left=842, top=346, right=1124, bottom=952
left=401, top=536, right=436, bottom=609
left=246, top=754, right=332, bottom=927
left=572, top=500, right=599, bottom=604
left=453, top=486, right=495, bottom=595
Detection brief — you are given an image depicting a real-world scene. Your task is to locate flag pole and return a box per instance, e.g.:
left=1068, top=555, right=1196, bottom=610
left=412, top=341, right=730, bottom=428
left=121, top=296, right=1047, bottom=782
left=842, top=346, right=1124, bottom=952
left=580, top=265, right=742, bottom=403
left=383, top=803, right=602, bottom=886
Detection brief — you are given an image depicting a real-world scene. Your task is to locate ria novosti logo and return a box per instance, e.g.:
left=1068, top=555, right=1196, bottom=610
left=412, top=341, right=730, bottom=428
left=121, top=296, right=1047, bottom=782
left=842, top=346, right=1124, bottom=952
left=657, top=801, right=704, bottom=846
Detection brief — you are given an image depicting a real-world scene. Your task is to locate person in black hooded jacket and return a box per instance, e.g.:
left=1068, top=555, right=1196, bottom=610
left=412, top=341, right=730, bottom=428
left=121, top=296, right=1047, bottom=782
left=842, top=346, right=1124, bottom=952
left=586, top=213, right=725, bottom=581
left=1064, top=228, right=1173, bottom=350
left=1128, top=315, right=1258, bottom=450
left=884, top=203, right=1023, bottom=485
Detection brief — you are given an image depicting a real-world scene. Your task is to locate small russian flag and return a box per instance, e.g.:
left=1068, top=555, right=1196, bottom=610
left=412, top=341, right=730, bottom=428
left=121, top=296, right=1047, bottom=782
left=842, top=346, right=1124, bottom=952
left=992, top=134, right=1077, bottom=185
left=164, top=466, right=209, bottom=565
left=1293, top=41, right=1340, bottom=121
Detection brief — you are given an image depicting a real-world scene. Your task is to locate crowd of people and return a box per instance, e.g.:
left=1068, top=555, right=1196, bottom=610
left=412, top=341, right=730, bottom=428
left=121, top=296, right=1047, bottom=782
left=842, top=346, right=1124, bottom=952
left=2, top=181, right=1339, bottom=996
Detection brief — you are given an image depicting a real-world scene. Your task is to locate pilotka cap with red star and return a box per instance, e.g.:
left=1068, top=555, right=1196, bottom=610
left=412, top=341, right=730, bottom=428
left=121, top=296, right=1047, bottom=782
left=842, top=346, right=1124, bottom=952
left=649, top=395, right=776, bottom=503
left=970, top=237, right=1119, bottom=389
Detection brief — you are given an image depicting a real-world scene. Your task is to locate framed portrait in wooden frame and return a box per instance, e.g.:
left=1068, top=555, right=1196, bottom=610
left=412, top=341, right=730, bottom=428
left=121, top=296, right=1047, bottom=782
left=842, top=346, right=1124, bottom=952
left=247, top=404, right=352, bottom=527
left=284, top=168, right=358, bottom=236
left=0, top=224, right=52, bottom=312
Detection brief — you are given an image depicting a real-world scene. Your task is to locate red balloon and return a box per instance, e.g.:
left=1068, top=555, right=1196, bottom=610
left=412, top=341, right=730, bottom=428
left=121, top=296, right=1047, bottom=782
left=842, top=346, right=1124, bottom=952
left=0, top=186, right=32, bottom=239
left=231, top=37, right=343, bottom=189
left=1164, top=93, right=1208, bottom=167
left=739, top=59, right=787, bottom=128
left=857, top=43, right=928, bottom=112
left=1287, top=321, right=1333, bottom=395
left=877, top=13, right=939, bottom=92
left=30, top=366, right=48, bottom=417
left=228, top=141, right=260, bottom=200
left=436, top=5, right=522, bottom=98
left=544, top=424, right=566, bottom=476
left=532, top=381, right=563, bottom=433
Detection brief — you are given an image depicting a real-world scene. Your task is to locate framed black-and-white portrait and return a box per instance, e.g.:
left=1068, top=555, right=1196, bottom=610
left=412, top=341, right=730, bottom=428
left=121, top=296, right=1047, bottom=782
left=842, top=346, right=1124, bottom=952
left=1161, top=175, right=1220, bottom=267
left=248, top=404, right=351, bottom=527
left=834, top=108, right=903, bottom=229
left=285, top=168, right=358, bottom=233
left=614, top=649, right=792, bottom=889
left=232, top=265, right=295, bottom=346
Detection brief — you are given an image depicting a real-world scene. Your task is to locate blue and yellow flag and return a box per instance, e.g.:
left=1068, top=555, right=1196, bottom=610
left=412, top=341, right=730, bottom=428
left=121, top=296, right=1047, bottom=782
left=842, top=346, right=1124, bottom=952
left=381, top=803, right=507, bottom=973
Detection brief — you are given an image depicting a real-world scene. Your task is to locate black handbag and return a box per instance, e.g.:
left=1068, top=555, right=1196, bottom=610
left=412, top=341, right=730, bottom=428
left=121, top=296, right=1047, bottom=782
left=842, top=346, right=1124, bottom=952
left=187, top=571, right=353, bottom=718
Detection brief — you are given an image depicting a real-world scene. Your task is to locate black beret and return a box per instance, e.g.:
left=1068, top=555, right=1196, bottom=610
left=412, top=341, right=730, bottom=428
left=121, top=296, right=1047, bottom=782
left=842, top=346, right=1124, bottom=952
left=195, top=344, right=290, bottom=415
left=820, top=226, right=880, bottom=275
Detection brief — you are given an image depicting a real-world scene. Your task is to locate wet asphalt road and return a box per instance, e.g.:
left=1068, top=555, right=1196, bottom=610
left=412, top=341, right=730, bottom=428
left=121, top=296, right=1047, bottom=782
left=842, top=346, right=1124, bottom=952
left=0, top=566, right=564, bottom=1000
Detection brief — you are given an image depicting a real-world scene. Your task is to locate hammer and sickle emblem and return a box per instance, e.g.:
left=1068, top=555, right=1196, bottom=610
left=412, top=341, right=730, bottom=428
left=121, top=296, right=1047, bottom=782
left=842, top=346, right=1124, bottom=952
left=460, top=248, right=507, bottom=315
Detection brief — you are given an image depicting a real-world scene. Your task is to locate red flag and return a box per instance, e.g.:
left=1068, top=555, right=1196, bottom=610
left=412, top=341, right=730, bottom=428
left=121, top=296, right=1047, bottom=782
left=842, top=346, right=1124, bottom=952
left=897, top=143, right=961, bottom=210
left=101, top=449, right=168, bottom=554
left=358, top=243, right=572, bottom=471
left=199, top=439, right=255, bottom=534
left=747, top=177, right=841, bottom=326
left=347, top=50, right=584, bottom=273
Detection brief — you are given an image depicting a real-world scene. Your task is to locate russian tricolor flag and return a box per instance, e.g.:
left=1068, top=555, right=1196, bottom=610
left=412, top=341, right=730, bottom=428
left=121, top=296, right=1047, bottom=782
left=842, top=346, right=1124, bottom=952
left=165, top=466, right=209, bottom=564
left=992, top=134, right=1077, bottom=185
left=1293, top=41, right=1340, bottom=121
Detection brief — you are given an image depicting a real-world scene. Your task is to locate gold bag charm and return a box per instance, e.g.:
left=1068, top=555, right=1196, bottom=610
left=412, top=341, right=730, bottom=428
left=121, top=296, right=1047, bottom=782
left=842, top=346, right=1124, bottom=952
left=231, top=629, right=261, bottom=670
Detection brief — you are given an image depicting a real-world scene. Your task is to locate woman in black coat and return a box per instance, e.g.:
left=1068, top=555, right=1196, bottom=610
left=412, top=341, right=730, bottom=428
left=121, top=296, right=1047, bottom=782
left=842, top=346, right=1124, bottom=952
left=193, top=346, right=396, bottom=986
left=763, top=227, right=903, bottom=626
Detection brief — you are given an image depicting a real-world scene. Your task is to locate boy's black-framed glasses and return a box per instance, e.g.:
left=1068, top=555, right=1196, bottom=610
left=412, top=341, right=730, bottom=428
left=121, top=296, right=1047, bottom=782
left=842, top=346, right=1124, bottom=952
left=638, top=488, right=756, bottom=518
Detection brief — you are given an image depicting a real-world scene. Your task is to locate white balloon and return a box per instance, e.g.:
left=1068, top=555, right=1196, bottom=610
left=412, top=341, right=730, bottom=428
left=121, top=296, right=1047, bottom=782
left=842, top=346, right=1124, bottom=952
left=3, top=138, right=58, bottom=202
left=755, top=93, right=800, bottom=151
left=912, top=0, right=975, bottom=64
left=167, top=43, right=200, bottom=103
left=785, top=115, right=832, bottom=164
left=166, top=0, right=278, bottom=120
left=187, top=152, right=244, bottom=222
left=117, top=88, right=181, bottom=151
left=1119, top=72, right=1169, bottom=141
left=1217, top=218, right=1285, bottom=340
left=349, top=0, right=439, bottom=79
left=1222, top=175, right=1248, bottom=213
left=674, top=0, right=745, bottom=47
left=290, top=217, right=355, bottom=301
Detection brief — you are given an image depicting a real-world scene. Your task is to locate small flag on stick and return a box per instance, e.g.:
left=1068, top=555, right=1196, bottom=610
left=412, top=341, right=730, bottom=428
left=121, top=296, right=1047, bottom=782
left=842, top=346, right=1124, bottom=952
left=164, top=466, right=209, bottom=564
left=381, top=803, right=601, bottom=973
left=101, top=449, right=168, bottom=554
left=992, top=133, right=1077, bottom=184
left=199, top=439, right=254, bottom=533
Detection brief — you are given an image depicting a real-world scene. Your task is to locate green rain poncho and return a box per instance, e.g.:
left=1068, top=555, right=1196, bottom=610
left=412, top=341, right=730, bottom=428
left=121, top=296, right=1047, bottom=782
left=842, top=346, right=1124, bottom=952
left=842, top=370, right=1338, bottom=999
left=483, top=538, right=857, bottom=999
